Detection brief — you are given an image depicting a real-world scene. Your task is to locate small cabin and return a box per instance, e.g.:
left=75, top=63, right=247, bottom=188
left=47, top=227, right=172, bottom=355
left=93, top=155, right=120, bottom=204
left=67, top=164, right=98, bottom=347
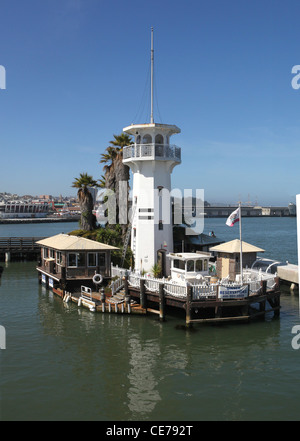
left=209, top=239, right=265, bottom=281
left=36, top=233, right=119, bottom=289
left=167, top=252, right=212, bottom=284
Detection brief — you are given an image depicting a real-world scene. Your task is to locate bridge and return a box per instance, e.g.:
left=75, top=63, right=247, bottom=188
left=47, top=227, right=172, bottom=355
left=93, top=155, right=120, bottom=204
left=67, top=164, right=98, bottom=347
left=0, top=237, right=46, bottom=261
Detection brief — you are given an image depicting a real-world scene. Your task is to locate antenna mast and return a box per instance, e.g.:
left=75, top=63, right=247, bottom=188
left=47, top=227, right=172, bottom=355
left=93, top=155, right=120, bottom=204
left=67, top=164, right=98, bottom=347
left=150, top=27, right=154, bottom=124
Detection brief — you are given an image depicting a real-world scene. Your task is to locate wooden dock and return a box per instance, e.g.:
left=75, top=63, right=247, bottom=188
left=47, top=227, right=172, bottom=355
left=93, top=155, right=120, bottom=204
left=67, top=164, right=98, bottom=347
left=41, top=270, right=281, bottom=325
left=0, top=237, right=46, bottom=261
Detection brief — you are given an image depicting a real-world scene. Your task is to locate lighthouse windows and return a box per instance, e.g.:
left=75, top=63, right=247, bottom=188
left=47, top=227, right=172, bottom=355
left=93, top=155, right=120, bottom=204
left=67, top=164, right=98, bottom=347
left=155, top=134, right=164, bottom=144
left=142, top=134, right=152, bottom=144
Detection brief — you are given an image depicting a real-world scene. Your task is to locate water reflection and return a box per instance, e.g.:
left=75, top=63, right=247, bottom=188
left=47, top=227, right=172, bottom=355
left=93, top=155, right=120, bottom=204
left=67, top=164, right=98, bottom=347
left=15, top=268, right=296, bottom=420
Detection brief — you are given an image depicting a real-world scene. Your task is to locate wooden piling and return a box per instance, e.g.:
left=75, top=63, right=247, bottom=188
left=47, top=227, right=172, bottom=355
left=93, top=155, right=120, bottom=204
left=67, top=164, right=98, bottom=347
left=100, top=288, right=105, bottom=312
left=140, top=278, right=146, bottom=309
left=159, top=283, right=165, bottom=321
left=186, top=285, right=192, bottom=327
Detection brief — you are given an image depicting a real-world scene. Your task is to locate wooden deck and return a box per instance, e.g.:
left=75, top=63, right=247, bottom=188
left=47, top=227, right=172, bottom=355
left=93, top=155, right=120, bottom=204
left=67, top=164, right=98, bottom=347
left=52, top=286, right=147, bottom=316
left=41, top=269, right=281, bottom=325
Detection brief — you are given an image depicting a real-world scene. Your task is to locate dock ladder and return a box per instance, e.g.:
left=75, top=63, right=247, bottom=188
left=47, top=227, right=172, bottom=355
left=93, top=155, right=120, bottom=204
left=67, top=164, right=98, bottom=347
left=120, top=204, right=136, bottom=267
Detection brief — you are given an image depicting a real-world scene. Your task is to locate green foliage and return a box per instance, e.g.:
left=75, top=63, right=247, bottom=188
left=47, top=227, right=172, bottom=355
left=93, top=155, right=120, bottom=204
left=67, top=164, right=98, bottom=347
left=151, top=263, right=162, bottom=278
left=68, top=224, right=133, bottom=269
left=72, top=172, right=99, bottom=189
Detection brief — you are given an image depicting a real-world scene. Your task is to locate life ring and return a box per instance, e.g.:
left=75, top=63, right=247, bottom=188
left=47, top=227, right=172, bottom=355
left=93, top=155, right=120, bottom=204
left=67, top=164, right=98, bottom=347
left=93, top=273, right=103, bottom=285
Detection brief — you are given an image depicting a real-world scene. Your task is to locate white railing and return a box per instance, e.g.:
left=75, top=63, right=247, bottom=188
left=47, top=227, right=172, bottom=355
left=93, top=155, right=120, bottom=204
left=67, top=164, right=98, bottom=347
left=110, top=277, right=124, bottom=295
left=128, top=272, right=141, bottom=288
left=123, top=144, right=181, bottom=161
left=164, top=282, right=187, bottom=298
left=249, top=280, right=261, bottom=294
left=144, top=278, right=161, bottom=292
left=111, top=265, right=128, bottom=278
left=110, top=266, right=275, bottom=301
left=192, top=283, right=218, bottom=300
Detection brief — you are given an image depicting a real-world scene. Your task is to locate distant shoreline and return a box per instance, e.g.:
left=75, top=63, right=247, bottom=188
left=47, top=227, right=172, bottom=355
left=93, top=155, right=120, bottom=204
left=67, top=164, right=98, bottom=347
left=0, top=217, right=79, bottom=224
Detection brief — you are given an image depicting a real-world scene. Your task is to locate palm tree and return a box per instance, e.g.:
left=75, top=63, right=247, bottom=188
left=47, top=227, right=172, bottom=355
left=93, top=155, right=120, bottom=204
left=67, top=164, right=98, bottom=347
left=100, top=133, right=133, bottom=237
left=72, top=173, right=99, bottom=231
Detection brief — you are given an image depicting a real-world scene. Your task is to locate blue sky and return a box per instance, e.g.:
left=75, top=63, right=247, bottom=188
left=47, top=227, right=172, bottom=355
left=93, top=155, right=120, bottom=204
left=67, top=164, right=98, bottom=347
left=0, top=0, right=300, bottom=205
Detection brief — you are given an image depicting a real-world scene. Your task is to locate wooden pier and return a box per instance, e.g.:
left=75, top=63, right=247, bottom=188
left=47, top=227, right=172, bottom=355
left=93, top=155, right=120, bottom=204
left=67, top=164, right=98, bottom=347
left=0, top=237, right=46, bottom=261
left=126, top=277, right=281, bottom=325
left=40, top=268, right=281, bottom=325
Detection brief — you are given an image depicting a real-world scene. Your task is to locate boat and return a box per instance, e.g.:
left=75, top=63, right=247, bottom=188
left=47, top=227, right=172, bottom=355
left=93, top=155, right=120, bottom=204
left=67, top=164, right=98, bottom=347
left=0, top=200, right=49, bottom=219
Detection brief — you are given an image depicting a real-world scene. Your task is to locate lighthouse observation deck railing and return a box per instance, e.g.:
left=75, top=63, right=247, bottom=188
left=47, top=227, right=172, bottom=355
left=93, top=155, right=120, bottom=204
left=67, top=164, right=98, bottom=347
left=123, top=143, right=181, bottom=162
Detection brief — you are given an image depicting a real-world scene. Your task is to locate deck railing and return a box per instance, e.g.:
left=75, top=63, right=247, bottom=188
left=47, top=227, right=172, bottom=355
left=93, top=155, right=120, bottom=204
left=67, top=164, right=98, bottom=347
left=111, top=265, right=277, bottom=301
left=123, top=143, right=181, bottom=162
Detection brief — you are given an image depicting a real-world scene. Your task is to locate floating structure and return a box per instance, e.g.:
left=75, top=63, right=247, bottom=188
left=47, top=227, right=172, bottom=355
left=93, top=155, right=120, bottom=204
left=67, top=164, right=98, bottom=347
left=36, top=234, right=118, bottom=291
left=36, top=233, right=281, bottom=325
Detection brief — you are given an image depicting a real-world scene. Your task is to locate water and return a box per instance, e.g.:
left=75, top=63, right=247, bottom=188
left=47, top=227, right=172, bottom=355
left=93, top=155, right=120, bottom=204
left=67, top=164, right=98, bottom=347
left=0, top=218, right=299, bottom=421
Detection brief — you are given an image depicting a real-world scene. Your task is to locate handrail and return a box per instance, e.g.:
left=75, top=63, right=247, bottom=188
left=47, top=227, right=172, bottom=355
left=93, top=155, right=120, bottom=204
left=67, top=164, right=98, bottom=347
left=0, top=237, right=46, bottom=250
left=123, top=143, right=181, bottom=161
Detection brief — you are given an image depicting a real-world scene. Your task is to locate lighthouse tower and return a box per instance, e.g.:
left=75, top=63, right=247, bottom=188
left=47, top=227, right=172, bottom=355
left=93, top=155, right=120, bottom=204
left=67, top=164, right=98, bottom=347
left=122, top=29, right=181, bottom=275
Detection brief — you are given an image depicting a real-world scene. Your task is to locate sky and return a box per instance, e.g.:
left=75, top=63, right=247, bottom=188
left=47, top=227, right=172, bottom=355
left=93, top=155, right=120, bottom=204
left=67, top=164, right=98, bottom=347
left=0, top=0, right=300, bottom=206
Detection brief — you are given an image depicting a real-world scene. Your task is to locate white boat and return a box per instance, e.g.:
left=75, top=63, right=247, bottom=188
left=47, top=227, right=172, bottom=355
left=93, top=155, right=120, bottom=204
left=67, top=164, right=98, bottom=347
left=167, top=252, right=212, bottom=285
left=0, top=201, right=49, bottom=219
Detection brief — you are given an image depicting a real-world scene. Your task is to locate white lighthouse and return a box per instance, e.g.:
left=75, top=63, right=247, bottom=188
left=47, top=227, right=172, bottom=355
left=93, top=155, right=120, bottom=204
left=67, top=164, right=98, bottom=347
left=122, top=29, right=181, bottom=275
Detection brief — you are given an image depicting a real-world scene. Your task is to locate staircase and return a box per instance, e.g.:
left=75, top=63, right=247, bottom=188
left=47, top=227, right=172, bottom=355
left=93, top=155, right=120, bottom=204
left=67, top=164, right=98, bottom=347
left=120, top=204, right=137, bottom=267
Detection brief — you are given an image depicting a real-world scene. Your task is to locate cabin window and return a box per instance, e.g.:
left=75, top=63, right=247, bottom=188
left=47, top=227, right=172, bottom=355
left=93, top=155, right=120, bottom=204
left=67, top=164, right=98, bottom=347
left=88, top=253, right=97, bottom=267
left=56, top=251, right=63, bottom=265
left=68, top=253, right=77, bottom=267
left=43, top=247, right=48, bottom=259
left=49, top=249, right=55, bottom=259
left=186, top=260, right=195, bottom=272
left=173, top=259, right=185, bottom=270
left=68, top=253, right=86, bottom=267
left=196, top=260, right=203, bottom=272
left=77, top=253, right=86, bottom=267
left=98, top=253, right=106, bottom=267
left=204, top=259, right=208, bottom=271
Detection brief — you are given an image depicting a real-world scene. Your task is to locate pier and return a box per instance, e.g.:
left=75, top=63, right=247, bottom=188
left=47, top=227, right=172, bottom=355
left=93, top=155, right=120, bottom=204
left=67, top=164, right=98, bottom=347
left=39, top=264, right=281, bottom=325
left=0, top=237, right=46, bottom=261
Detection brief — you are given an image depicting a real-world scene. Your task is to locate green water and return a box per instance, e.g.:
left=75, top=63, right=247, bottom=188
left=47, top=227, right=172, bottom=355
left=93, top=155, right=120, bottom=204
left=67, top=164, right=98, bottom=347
left=0, top=218, right=299, bottom=421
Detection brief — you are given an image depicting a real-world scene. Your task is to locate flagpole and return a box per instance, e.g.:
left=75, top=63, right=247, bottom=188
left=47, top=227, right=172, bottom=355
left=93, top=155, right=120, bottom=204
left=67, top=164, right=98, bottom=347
left=239, top=202, right=243, bottom=282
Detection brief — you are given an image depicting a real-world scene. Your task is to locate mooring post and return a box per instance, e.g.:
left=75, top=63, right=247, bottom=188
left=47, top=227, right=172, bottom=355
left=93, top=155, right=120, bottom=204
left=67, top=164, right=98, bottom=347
left=159, top=282, right=165, bottom=321
left=274, top=291, right=280, bottom=318
left=140, top=278, right=146, bottom=309
left=186, top=285, right=192, bottom=327
left=100, top=287, right=105, bottom=312
left=261, top=280, right=267, bottom=295
left=124, top=273, right=131, bottom=313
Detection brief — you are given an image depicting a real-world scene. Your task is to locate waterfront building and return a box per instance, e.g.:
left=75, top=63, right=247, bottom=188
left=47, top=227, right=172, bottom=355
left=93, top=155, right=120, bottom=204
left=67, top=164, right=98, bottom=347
left=209, top=239, right=265, bottom=281
left=122, top=29, right=181, bottom=275
left=36, top=233, right=118, bottom=290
